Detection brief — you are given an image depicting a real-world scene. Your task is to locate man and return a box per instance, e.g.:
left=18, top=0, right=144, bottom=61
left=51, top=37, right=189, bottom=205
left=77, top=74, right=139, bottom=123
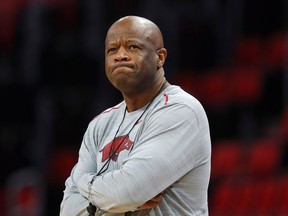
left=60, top=15, right=211, bottom=216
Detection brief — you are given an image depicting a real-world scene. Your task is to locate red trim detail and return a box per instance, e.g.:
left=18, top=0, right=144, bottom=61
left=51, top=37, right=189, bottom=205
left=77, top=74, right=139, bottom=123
left=163, top=93, right=169, bottom=105
left=91, top=104, right=123, bottom=121
left=136, top=120, right=143, bottom=125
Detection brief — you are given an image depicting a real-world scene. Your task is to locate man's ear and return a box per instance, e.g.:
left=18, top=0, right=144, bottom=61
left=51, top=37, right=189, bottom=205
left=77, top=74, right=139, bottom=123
left=157, top=48, right=167, bottom=69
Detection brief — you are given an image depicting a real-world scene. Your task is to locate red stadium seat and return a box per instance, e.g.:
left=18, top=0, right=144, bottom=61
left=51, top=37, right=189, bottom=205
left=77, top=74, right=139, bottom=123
left=46, top=148, right=78, bottom=184
left=232, top=37, right=265, bottom=67
left=252, top=178, right=280, bottom=215
left=265, top=33, right=286, bottom=70
left=211, top=140, right=243, bottom=178
left=201, top=70, right=232, bottom=107
left=210, top=178, right=282, bottom=216
left=278, top=176, right=288, bottom=215
left=230, top=67, right=262, bottom=103
left=209, top=180, right=235, bottom=215
left=246, top=138, right=281, bottom=176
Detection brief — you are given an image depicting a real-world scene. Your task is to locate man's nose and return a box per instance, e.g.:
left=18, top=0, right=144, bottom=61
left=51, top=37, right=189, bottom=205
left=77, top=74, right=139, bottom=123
left=114, top=47, right=130, bottom=62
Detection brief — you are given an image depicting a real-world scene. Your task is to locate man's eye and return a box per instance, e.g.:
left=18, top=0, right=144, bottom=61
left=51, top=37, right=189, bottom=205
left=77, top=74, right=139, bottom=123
left=129, top=45, right=139, bottom=50
left=107, top=48, right=117, bottom=53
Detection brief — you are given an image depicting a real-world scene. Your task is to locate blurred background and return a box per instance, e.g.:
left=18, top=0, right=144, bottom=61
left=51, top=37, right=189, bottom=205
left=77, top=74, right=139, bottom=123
left=0, top=0, right=287, bottom=215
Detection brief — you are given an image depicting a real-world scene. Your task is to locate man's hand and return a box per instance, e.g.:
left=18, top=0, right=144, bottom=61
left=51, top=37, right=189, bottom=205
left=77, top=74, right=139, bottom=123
left=138, top=193, right=163, bottom=210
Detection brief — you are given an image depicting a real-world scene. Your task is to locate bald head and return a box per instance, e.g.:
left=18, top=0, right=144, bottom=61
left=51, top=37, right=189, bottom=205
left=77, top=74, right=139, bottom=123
left=106, top=16, right=164, bottom=49
left=104, top=15, right=168, bottom=101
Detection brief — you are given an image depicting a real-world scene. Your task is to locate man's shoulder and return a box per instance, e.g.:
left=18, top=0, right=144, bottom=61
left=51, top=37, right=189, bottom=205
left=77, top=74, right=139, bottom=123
left=164, top=85, right=204, bottom=109
left=90, top=101, right=125, bottom=123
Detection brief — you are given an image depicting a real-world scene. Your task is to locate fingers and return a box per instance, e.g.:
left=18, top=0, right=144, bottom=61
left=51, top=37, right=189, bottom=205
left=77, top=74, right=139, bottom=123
left=138, top=193, right=163, bottom=210
left=139, top=200, right=158, bottom=209
left=150, top=194, right=162, bottom=202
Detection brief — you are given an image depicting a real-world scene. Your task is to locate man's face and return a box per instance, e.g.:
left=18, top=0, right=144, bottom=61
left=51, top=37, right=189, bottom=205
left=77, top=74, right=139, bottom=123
left=105, top=20, right=159, bottom=94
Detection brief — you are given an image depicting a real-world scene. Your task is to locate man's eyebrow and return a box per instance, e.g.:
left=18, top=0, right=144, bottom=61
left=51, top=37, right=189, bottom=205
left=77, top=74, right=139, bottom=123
left=127, top=37, right=141, bottom=41
left=106, top=41, right=117, bottom=46
left=106, top=39, right=144, bottom=47
left=106, top=37, right=140, bottom=42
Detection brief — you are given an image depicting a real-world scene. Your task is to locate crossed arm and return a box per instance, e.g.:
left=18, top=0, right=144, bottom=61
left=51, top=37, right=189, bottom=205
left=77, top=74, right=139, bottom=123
left=60, top=105, right=199, bottom=215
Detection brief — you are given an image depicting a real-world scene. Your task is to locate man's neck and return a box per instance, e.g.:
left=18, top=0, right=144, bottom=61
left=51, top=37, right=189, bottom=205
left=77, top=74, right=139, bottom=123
left=123, top=80, right=169, bottom=112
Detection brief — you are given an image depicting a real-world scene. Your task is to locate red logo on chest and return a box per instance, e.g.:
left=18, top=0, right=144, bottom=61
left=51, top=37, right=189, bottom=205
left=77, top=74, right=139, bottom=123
left=100, top=135, right=134, bottom=162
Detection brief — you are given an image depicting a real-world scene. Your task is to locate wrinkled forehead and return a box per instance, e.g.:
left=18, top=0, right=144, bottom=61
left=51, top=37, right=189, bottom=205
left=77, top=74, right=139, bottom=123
left=106, top=24, right=150, bottom=43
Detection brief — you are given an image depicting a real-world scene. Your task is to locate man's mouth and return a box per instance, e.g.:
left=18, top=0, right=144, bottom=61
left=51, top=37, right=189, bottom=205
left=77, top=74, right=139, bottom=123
left=112, top=63, right=134, bottom=74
